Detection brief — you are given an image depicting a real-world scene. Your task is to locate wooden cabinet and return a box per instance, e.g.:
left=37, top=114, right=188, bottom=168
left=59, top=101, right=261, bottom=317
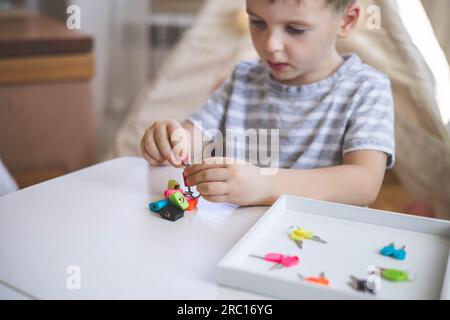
left=0, top=10, right=94, bottom=188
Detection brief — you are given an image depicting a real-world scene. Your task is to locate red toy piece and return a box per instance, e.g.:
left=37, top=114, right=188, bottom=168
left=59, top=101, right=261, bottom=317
left=185, top=196, right=199, bottom=211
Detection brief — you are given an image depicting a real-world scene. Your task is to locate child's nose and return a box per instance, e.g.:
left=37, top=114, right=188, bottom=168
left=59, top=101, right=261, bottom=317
left=265, top=32, right=284, bottom=54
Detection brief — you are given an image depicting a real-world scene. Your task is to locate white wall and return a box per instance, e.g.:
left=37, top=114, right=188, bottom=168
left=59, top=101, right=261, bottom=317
left=68, top=0, right=149, bottom=157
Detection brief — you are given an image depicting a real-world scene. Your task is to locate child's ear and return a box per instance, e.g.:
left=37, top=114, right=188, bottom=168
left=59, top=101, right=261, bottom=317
left=337, top=2, right=360, bottom=39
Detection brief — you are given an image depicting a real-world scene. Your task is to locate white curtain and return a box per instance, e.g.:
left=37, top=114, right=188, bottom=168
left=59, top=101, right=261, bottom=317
left=68, top=0, right=149, bottom=156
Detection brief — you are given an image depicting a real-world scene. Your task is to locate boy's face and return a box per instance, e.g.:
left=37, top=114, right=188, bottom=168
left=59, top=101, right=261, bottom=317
left=246, top=0, right=350, bottom=85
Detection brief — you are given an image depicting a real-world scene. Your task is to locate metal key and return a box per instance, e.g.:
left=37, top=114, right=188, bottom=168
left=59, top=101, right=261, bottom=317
left=310, top=235, right=327, bottom=244
left=297, top=228, right=328, bottom=244
left=290, top=233, right=304, bottom=249
left=288, top=226, right=327, bottom=245
left=287, top=227, right=304, bottom=249
left=268, top=263, right=284, bottom=271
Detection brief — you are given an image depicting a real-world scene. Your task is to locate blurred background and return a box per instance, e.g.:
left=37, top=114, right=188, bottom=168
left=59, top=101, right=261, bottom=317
left=0, top=0, right=449, bottom=219
left=1, top=0, right=205, bottom=160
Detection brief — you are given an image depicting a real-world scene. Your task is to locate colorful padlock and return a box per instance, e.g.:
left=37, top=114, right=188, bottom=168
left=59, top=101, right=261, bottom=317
left=299, top=272, right=330, bottom=286
left=392, top=246, right=407, bottom=260
left=164, top=189, right=179, bottom=198
left=167, top=179, right=180, bottom=190
left=380, top=243, right=407, bottom=261
left=380, top=242, right=396, bottom=257
left=185, top=196, right=199, bottom=211
left=159, top=204, right=184, bottom=222
left=381, top=268, right=410, bottom=282
left=149, top=199, right=170, bottom=213
left=168, top=191, right=189, bottom=210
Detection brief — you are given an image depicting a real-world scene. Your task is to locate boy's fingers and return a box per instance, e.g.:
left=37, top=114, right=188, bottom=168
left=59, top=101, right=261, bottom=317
left=184, top=158, right=230, bottom=176
left=167, top=121, right=190, bottom=163
left=145, top=154, right=163, bottom=167
left=143, top=151, right=164, bottom=167
left=202, top=194, right=229, bottom=203
left=141, top=141, right=169, bottom=167
left=184, top=163, right=227, bottom=178
left=196, top=182, right=229, bottom=196
left=155, top=123, right=180, bottom=166
left=144, top=131, right=165, bottom=163
left=140, top=139, right=156, bottom=165
left=186, top=168, right=228, bottom=186
left=141, top=133, right=164, bottom=165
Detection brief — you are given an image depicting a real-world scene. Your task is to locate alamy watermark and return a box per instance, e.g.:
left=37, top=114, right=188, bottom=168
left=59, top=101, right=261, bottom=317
left=66, top=5, right=81, bottom=30
left=366, top=5, right=381, bottom=31
left=66, top=265, right=81, bottom=290
left=170, top=120, right=280, bottom=175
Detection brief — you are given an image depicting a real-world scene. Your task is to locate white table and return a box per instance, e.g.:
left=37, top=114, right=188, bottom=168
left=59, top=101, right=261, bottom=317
left=0, top=157, right=270, bottom=299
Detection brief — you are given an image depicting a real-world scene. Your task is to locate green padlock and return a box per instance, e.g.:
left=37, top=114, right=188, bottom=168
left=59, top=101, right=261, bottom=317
left=168, top=191, right=188, bottom=210
left=381, top=268, right=410, bottom=282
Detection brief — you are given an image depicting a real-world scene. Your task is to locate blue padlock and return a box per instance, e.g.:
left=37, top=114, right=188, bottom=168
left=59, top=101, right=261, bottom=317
left=393, top=246, right=407, bottom=260
left=149, top=199, right=170, bottom=213
left=380, top=242, right=395, bottom=257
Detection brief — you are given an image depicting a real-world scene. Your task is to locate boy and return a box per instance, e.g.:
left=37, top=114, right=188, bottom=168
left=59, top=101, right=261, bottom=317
left=140, top=0, right=395, bottom=207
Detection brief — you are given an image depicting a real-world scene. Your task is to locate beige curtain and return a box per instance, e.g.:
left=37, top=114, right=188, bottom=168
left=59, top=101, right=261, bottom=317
left=421, top=0, right=450, bottom=66
left=337, top=0, right=450, bottom=218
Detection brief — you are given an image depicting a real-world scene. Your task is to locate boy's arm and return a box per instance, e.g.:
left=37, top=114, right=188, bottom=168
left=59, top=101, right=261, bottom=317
left=266, top=150, right=387, bottom=207
left=184, top=149, right=387, bottom=207
left=181, top=118, right=388, bottom=207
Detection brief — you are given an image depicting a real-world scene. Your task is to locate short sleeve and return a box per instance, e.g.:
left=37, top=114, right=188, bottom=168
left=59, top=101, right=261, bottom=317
left=343, top=76, right=396, bottom=169
left=186, top=75, right=233, bottom=140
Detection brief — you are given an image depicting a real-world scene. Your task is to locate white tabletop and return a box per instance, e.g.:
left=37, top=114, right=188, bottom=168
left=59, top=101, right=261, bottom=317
left=0, top=157, right=270, bottom=299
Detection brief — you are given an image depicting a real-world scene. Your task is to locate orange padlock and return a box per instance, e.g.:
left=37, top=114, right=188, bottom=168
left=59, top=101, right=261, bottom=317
left=299, top=272, right=330, bottom=286
left=186, top=196, right=198, bottom=211
left=305, top=276, right=330, bottom=286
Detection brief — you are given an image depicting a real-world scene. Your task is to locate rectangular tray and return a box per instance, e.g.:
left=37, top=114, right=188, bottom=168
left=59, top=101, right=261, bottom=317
left=217, top=195, right=450, bottom=299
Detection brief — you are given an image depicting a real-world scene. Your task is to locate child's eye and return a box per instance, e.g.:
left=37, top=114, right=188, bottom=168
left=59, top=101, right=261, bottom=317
left=249, top=19, right=266, bottom=29
left=286, top=26, right=306, bottom=35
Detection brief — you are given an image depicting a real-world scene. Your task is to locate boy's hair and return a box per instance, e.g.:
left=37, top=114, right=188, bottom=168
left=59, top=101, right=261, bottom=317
left=270, top=0, right=355, bottom=12
left=327, top=0, right=356, bottom=11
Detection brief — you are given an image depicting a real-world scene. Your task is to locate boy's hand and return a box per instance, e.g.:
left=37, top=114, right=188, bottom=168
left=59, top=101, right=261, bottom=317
left=140, top=119, right=189, bottom=167
left=183, top=157, right=274, bottom=206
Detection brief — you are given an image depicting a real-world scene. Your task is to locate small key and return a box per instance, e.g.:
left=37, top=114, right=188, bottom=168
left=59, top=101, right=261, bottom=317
left=288, top=226, right=327, bottom=246
left=294, top=239, right=303, bottom=249
left=268, top=263, right=284, bottom=271
left=311, top=235, right=327, bottom=244
left=288, top=229, right=304, bottom=249
left=297, top=228, right=327, bottom=243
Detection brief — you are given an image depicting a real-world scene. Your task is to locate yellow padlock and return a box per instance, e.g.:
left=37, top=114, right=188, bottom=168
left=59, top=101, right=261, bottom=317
left=167, top=179, right=180, bottom=190
left=297, top=228, right=314, bottom=240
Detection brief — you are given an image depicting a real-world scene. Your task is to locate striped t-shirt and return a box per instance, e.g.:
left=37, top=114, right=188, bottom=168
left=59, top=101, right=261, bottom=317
left=187, top=53, right=395, bottom=170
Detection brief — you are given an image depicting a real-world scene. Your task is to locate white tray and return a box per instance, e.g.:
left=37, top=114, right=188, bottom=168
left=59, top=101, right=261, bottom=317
left=217, top=195, right=450, bottom=300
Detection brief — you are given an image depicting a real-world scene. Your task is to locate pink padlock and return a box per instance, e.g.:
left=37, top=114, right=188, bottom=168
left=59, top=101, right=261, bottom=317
left=164, top=189, right=179, bottom=198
